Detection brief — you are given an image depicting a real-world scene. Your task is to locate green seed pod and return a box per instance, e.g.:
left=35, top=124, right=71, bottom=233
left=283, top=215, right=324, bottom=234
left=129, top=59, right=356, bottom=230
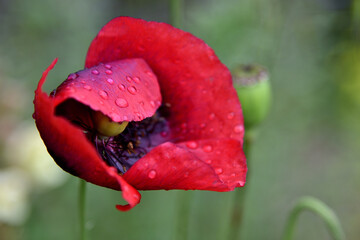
left=232, top=64, right=271, bottom=130
left=92, top=111, right=128, bottom=137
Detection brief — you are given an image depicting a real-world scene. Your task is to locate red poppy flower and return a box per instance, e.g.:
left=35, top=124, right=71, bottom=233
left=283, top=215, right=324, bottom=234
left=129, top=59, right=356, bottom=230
left=34, top=17, right=247, bottom=211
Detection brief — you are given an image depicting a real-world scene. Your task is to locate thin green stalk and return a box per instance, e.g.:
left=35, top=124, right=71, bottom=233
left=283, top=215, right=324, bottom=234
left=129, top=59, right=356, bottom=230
left=169, top=0, right=183, bottom=28
left=227, top=129, right=255, bottom=240
left=175, top=191, right=193, bottom=240
left=78, top=180, right=87, bottom=240
left=282, top=196, right=346, bottom=240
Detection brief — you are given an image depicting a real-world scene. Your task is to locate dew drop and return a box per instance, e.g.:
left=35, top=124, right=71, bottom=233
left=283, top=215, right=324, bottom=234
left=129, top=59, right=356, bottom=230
left=216, top=150, right=221, bottom=155
left=127, top=86, right=137, bottom=95
left=148, top=170, right=157, bottom=179
left=83, top=85, right=92, bottom=91
left=98, top=90, right=108, bottom=100
left=106, top=78, right=114, bottom=85
left=186, top=141, right=198, bottom=149
left=105, top=64, right=112, bottom=69
left=238, top=181, right=246, bottom=187
left=205, top=159, right=212, bottom=164
left=110, top=113, right=121, bottom=122
left=115, top=98, right=129, bottom=108
left=203, top=145, right=213, bottom=153
left=150, top=100, right=156, bottom=108
left=209, top=128, right=215, bottom=133
left=146, top=71, right=154, bottom=77
left=67, top=73, right=77, bottom=80
left=231, top=173, right=236, bottom=177
left=65, top=86, right=75, bottom=93
left=215, top=168, right=223, bottom=174
left=227, top=112, right=235, bottom=120
left=139, top=101, right=144, bottom=106
left=200, top=123, right=206, bottom=129
left=91, top=69, right=99, bottom=75
left=105, top=69, right=112, bottom=75
left=118, top=84, right=125, bottom=91
left=234, top=125, right=244, bottom=133
left=80, top=80, right=86, bottom=84
left=99, top=100, right=104, bottom=105
left=209, top=113, right=216, bottom=120
left=133, top=76, right=140, bottom=83
left=126, top=76, right=132, bottom=82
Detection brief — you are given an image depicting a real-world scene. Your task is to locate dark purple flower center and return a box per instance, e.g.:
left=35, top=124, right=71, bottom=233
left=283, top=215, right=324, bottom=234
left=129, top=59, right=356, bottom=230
left=56, top=100, right=170, bottom=174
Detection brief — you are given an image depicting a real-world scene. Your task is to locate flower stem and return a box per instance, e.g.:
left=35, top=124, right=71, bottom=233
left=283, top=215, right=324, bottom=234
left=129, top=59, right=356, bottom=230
left=282, top=196, right=346, bottom=240
left=169, top=0, right=183, bottom=28
left=78, top=179, right=87, bottom=240
left=175, top=191, right=193, bottom=240
left=227, top=129, right=255, bottom=240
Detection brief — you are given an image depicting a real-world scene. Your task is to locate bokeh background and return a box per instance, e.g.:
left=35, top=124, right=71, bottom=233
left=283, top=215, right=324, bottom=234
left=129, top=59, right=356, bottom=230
left=0, top=0, right=359, bottom=239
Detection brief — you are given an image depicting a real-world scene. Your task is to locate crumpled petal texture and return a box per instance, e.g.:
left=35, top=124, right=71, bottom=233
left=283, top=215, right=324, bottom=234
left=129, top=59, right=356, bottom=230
left=34, top=17, right=247, bottom=211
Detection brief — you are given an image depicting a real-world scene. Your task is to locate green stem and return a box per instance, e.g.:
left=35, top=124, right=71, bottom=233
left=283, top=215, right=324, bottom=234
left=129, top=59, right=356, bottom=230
left=227, top=129, right=255, bottom=240
left=282, top=196, right=346, bottom=240
left=78, top=180, right=87, bottom=240
left=175, top=191, right=193, bottom=240
left=169, top=0, right=183, bottom=28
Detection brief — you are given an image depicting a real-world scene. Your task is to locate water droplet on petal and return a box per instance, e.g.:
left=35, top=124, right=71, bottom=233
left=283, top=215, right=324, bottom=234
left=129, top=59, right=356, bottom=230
left=186, top=141, right=198, bottom=149
left=234, top=125, right=244, bottom=133
left=146, top=71, right=154, bottom=77
left=99, top=101, right=104, bottom=105
left=148, top=170, right=157, bottom=179
left=133, top=76, right=140, bottom=83
left=105, top=64, right=112, bottom=69
left=91, top=69, right=99, bottom=75
left=126, top=76, right=132, bottom=82
left=203, top=145, right=213, bottom=153
left=83, top=85, right=92, bottom=91
left=107, top=78, right=114, bottom=84
left=216, top=150, right=221, bottom=155
left=209, top=113, right=216, bottom=120
left=150, top=101, right=156, bottom=108
left=115, top=98, right=129, bottom=108
left=127, top=86, right=137, bottom=95
left=227, top=112, right=235, bottom=120
left=118, top=84, right=125, bottom=91
left=209, top=128, right=214, bottom=133
left=105, top=69, right=112, bottom=75
left=205, top=159, right=212, bottom=164
left=65, top=86, right=75, bottom=93
left=238, top=181, right=246, bottom=187
left=110, top=113, right=121, bottom=122
left=231, top=173, right=236, bottom=177
left=67, top=73, right=78, bottom=80
left=200, top=123, right=206, bottom=129
left=215, top=168, right=223, bottom=174
left=98, top=90, right=108, bottom=99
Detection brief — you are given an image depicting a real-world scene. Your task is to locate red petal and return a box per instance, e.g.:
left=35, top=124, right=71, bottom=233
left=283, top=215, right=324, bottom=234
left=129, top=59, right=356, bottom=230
left=34, top=60, right=141, bottom=211
left=54, top=59, right=161, bottom=122
left=85, top=17, right=245, bottom=144
left=124, top=139, right=246, bottom=190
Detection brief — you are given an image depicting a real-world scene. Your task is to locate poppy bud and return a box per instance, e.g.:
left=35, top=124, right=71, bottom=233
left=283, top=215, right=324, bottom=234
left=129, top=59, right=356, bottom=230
left=232, top=64, right=271, bottom=130
left=92, top=111, right=128, bottom=137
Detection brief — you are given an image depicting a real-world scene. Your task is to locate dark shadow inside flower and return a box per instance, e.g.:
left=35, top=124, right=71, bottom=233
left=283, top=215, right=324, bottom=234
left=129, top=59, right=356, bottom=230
left=55, top=99, right=170, bottom=174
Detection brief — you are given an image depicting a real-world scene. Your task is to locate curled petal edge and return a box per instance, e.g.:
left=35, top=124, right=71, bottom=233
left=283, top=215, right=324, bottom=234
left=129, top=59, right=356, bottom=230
left=34, top=59, right=141, bottom=211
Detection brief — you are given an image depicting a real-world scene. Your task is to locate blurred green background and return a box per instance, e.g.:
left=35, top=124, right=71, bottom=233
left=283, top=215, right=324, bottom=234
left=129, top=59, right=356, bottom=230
left=0, top=0, right=359, bottom=239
